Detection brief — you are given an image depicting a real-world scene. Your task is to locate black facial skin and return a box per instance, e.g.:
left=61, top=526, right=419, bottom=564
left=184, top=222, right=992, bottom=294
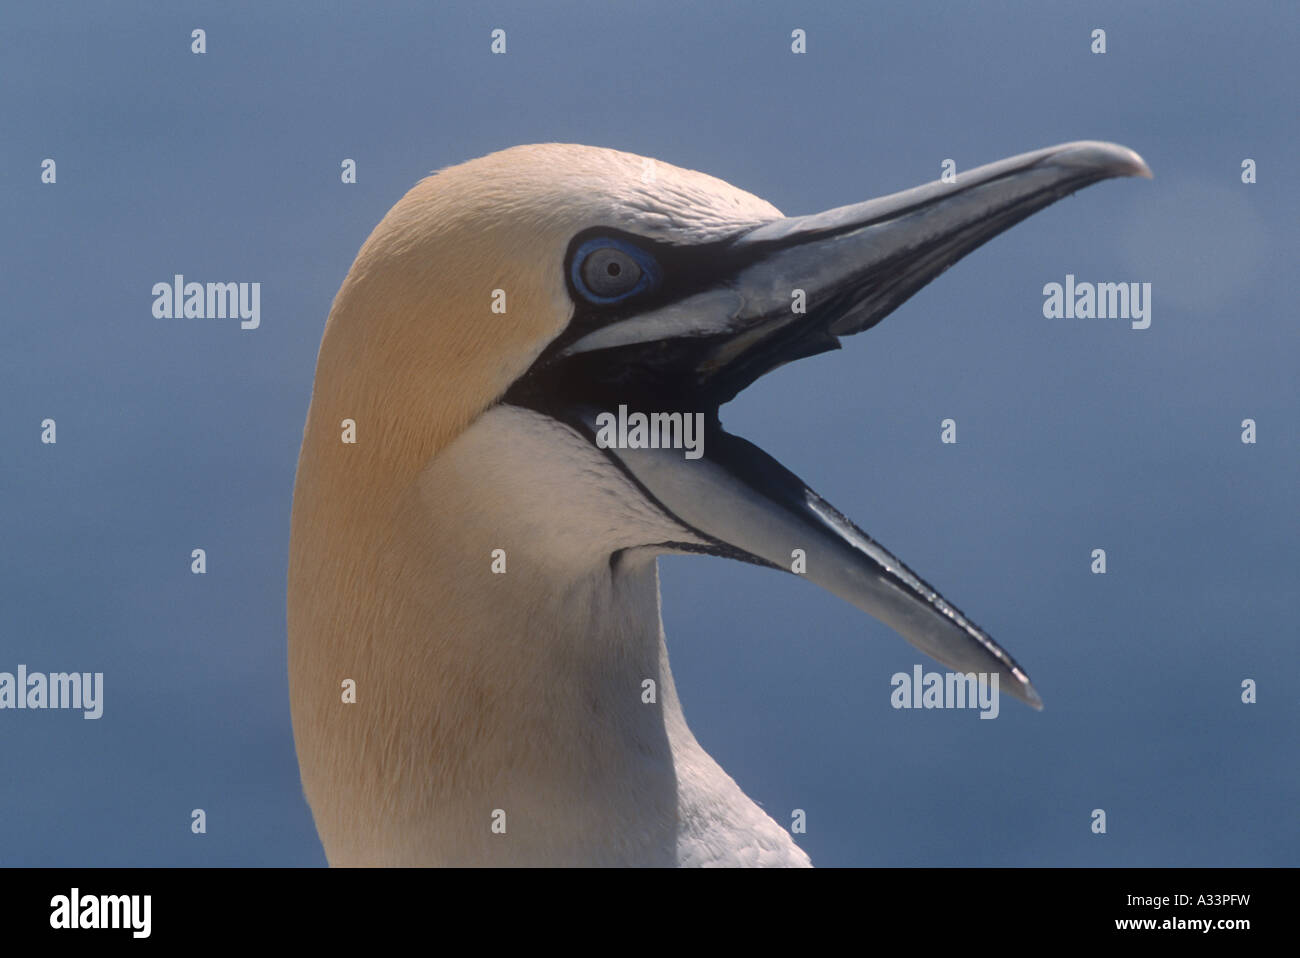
left=504, top=225, right=837, bottom=421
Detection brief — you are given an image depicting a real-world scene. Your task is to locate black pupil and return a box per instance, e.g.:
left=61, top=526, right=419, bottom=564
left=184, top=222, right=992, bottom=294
left=581, top=246, right=643, bottom=299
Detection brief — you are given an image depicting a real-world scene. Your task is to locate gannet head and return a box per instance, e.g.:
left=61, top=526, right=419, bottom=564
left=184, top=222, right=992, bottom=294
left=289, top=141, right=1149, bottom=864
left=299, top=146, right=783, bottom=466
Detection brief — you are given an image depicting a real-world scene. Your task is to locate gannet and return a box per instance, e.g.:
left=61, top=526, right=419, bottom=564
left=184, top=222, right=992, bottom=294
left=288, top=141, right=1149, bottom=866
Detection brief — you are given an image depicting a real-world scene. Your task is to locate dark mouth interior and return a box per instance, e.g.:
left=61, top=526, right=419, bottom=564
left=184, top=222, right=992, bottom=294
left=504, top=338, right=732, bottom=420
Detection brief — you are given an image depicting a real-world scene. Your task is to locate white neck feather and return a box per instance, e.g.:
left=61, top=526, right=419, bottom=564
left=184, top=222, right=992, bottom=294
left=290, top=404, right=808, bottom=866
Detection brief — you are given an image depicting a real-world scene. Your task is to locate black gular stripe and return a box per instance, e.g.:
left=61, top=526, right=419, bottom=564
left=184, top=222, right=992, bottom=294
left=501, top=400, right=778, bottom=571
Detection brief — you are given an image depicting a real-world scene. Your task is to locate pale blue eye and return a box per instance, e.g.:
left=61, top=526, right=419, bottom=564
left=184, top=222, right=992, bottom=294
left=572, top=237, right=660, bottom=303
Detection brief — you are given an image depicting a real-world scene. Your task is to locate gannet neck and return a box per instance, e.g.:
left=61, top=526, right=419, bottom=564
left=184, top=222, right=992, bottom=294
left=290, top=403, right=808, bottom=866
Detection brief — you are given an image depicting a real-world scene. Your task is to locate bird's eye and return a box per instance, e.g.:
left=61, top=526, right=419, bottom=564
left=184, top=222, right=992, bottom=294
left=572, top=237, right=659, bottom=304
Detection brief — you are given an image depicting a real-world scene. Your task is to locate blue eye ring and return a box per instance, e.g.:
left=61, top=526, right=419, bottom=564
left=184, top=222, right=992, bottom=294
left=570, top=236, right=661, bottom=304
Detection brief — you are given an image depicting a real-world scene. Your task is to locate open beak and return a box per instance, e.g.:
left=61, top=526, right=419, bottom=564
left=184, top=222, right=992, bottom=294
left=533, top=141, right=1151, bottom=708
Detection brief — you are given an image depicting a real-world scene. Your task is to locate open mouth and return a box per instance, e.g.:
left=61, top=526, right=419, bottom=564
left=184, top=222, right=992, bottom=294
left=504, top=141, right=1151, bottom=708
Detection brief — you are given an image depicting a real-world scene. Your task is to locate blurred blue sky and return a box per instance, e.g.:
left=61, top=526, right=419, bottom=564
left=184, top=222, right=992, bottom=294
left=1, top=1, right=1295, bottom=866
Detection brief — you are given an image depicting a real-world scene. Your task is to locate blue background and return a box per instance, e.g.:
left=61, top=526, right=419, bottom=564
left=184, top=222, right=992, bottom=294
left=1, top=1, right=1295, bottom=866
